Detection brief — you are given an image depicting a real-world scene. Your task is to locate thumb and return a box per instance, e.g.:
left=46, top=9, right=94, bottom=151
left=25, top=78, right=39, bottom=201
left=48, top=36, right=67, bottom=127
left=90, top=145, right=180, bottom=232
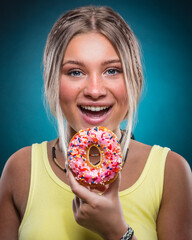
left=103, top=172, right=121, bottom=198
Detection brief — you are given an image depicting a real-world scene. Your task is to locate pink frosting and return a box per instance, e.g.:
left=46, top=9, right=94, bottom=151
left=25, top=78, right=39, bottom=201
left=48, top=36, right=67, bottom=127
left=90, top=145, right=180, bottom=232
left=67, top=126, right=122, bottom=185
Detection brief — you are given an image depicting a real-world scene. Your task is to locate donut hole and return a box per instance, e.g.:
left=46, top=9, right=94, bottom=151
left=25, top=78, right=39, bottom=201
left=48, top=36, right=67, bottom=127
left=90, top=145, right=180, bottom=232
left=88, top=146, right=101, bottom=166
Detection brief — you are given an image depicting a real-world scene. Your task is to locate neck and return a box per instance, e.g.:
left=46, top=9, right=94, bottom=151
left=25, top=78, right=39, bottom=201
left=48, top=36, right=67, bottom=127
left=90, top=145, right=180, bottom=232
left=66, top=126, right=77, bottom=143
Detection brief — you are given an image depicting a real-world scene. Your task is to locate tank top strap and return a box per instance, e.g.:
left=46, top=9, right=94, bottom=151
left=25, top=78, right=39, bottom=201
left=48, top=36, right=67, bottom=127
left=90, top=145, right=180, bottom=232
left=144, top=145, right=170, bottom=205
left=147, top=145, right=170, bottom=181
left=19, top=142, right=46, bottom=235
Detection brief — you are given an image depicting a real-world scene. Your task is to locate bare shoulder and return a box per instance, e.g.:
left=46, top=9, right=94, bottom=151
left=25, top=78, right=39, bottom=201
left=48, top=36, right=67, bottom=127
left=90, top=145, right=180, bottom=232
left=157, top=150, right=192, bottom=239
left=1, top=146, right=31, bottom=188
left=0, top=146, right=32, bottom=238
left=164, top=150, right=192, bottom=194
left=163, top=150, right=192, bottom=209
left=0, top=146, right=32, bottom=216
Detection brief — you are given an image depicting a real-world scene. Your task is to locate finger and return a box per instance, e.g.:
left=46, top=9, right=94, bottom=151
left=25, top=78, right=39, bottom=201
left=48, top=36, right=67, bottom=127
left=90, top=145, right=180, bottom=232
left=75, top=194, right=86, bottom=205
left=67, top=169, right=98, bottom=203
left=75, top=195, right=81, bottom=208
left=79, top=198, right=86, bottom=205
left=90, top=184, right=107, bottom=193
left=103, top=172, right=121, bottom=198
left=72, top=198, right=77, bottom=214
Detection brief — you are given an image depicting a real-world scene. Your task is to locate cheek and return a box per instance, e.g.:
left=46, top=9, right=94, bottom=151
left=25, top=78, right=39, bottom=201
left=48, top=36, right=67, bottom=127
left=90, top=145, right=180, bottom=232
left=59, top=83, right=68, bottom=103
left=119, top=90, right=128, bottom=104
left=59, top=80, right=76, bottom=104
left=115, top=83, right=129, bottom=117
left=114, top=82, right=128, bottom=104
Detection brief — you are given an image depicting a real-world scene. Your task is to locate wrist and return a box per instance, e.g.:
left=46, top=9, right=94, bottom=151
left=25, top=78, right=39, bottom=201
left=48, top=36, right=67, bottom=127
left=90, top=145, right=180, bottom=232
left=120, top=225, right=134, bottom=240
left=102, top=222, right=128, bottom=240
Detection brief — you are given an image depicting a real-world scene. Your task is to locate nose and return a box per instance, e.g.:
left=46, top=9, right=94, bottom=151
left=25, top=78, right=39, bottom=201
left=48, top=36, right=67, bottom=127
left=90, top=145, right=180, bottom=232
left=83, top=74, right=107, bottom=100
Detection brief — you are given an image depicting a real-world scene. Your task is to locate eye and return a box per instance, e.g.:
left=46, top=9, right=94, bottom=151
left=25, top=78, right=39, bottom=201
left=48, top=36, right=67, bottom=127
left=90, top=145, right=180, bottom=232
left=105, top=68, right=122, bottom=76
left=67, top=70, right=84, bottom=77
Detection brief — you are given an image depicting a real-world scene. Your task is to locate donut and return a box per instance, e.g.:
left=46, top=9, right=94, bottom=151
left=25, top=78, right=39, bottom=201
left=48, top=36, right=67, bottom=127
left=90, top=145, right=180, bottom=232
left=67, top=126, right=122, bottom=186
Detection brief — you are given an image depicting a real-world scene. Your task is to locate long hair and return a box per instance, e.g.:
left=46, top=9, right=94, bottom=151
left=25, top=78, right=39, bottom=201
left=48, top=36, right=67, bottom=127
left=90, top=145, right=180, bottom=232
left=43, top=6, right=143, bottom=160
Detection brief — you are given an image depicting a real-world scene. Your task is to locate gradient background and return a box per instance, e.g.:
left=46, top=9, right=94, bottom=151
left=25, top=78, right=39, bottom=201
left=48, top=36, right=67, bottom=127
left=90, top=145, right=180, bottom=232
left=0, top=0, right=192, bottom=174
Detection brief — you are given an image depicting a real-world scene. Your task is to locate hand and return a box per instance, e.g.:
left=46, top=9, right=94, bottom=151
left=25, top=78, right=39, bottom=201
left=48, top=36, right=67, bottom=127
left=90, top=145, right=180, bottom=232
left=67, top=170, right=128, bottom=240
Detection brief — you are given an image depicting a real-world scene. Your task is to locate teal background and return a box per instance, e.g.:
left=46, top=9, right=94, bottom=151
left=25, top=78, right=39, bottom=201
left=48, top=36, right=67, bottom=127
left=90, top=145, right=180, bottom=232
left=0, top=0, right=192, bottom=174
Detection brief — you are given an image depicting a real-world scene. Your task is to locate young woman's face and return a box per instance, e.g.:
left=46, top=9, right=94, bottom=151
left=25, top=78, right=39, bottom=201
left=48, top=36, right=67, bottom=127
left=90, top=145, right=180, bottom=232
left=60, top=32, right=128, bottom=137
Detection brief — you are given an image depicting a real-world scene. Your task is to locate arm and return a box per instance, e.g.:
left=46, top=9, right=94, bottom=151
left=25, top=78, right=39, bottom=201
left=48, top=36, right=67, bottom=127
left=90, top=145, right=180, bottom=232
left=0, top=147, right=31, bottom=240
left=157, top=151, right=192, bottom=239
left=0, top=158, right=20, bottom=239
left=67, top=170, right=137, bottom=240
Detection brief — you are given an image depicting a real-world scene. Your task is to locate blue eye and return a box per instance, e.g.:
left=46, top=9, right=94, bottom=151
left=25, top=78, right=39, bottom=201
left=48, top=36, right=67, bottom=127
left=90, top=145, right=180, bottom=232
left=105, top=68, right=121, bottom=76
left=107, top=69, right=117, bottom=75
left=68, top=70, right=83, bottom=77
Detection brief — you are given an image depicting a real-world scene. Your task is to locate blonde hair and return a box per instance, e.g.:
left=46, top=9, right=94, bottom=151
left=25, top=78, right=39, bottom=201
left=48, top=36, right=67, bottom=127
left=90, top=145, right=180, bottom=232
left=43, top=6, right=143, bottom=159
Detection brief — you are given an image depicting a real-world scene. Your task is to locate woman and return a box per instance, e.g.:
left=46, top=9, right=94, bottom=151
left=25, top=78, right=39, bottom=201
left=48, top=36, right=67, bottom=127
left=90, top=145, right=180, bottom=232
left=0, top=6, right=191, bottom=240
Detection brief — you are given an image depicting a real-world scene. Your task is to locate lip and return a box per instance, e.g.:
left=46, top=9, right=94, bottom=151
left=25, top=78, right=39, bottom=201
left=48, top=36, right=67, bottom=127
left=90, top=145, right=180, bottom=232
left=78, top=104, right=112, bottom=125
left=78, top=102, right=112, bottom=107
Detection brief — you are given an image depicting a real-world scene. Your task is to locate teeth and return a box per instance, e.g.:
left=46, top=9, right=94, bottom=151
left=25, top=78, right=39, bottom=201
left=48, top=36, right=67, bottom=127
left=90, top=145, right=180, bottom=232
left=81, top=106, right=109, bottom=112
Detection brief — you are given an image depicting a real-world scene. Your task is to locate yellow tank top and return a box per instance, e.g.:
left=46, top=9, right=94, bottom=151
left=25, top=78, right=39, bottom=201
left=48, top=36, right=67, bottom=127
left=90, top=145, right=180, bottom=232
left=19, top=142, right=170, bottom=240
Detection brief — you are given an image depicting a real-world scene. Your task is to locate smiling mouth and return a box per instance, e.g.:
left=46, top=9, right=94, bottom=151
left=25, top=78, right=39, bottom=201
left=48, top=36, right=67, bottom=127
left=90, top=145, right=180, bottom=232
left=79, top=105, right=111, bottom=118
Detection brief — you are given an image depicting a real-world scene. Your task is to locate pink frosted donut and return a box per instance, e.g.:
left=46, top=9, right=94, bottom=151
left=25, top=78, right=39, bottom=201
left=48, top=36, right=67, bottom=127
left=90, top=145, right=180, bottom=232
left=67, top=126, right=122, bottom=186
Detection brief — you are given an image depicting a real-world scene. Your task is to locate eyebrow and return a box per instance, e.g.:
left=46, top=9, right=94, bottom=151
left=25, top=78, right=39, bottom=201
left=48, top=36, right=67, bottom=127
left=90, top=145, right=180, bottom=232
left=101, top=59, right=121, bottom=65
left=62, top=59, right=121, bottom=67
left=62, top=60, right=85, bottom=67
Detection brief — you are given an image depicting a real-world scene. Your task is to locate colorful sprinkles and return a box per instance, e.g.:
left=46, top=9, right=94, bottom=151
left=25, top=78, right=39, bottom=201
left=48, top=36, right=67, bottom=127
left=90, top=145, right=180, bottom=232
left=67, top=126, right=122, bottom=185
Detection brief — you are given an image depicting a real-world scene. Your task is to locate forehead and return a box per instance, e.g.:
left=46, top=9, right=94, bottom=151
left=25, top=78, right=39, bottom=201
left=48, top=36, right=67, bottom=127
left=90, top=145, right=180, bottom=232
left=63, top=32, right=120, bottom=62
